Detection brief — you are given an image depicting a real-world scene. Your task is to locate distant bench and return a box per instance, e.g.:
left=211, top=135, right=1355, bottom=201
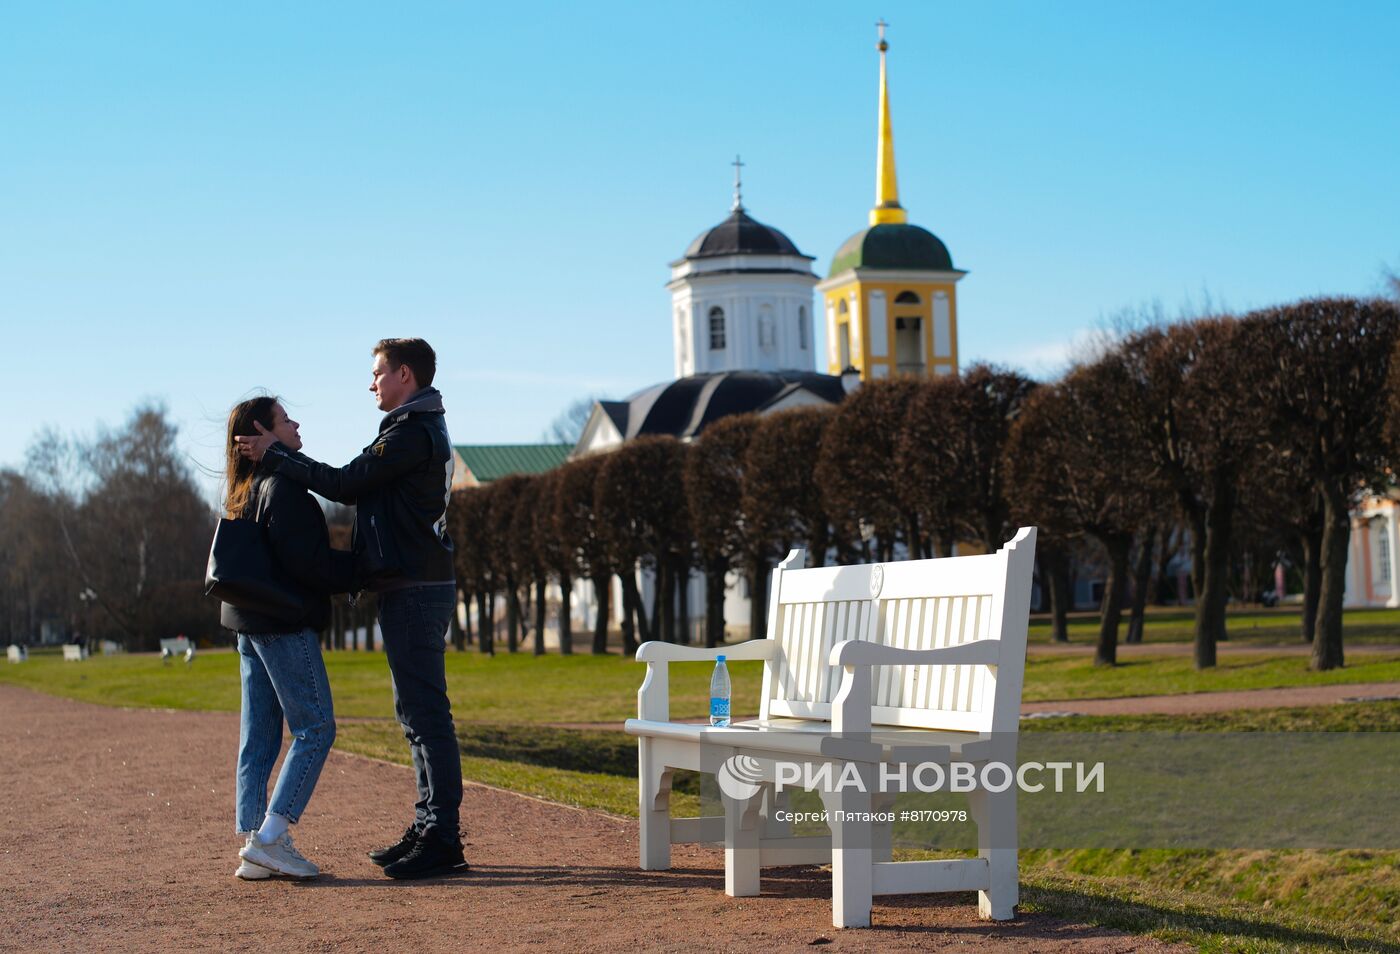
left=6, top=646, right=26, bottom=664
left=160, top=637, right=192, bottom=664
left=62, top=645, right=88, bottom=662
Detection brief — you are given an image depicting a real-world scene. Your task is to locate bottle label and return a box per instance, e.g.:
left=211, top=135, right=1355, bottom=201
left=710, top=697, right=730, bottom=719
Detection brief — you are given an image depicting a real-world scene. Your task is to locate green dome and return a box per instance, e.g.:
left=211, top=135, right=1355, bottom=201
left=827, top=223, right=954, bottom=277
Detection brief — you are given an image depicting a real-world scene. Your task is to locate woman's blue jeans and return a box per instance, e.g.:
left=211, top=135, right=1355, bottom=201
left=235, top=628, right=336, bottom=833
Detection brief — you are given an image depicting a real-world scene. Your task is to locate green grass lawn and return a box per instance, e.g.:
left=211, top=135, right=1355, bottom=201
left=5, top=644, right=1398, bottom=723
left=1030, top=605, right=1400, bottom=646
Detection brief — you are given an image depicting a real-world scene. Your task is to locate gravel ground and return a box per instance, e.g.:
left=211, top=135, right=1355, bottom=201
left=0, top=684, right=1188, bottom=953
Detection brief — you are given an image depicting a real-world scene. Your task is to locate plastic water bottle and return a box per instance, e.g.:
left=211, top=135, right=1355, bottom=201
left=710, top=655, right=731, bottom=727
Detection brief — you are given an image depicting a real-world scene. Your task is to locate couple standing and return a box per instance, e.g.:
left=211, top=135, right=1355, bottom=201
left=219, top=337, right=465, bottom=881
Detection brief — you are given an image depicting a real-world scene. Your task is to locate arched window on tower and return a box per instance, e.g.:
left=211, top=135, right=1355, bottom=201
left=895, top=291, right=921, bottom=304
left=709, top=306, right=726, bottom=350
left=895, top=291, right=924, bottom=374
left=799, top=305, right=809, bottom=350
left=837, top=299, right=851, bottom=367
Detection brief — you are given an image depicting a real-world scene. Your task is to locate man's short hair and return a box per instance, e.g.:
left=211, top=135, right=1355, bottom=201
left=374, top=338, right=437, bottom=388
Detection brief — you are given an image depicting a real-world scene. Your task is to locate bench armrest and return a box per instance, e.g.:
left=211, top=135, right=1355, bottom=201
left=635, top=640, right=780, bottom=664
left=635, top=639, right=778, bottom=721
left=827, top=639, right=1000, bottom=734
left=829, top=638, right=1000, bottom=668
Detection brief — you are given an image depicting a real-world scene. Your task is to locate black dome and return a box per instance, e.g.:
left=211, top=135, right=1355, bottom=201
left=684, top=209, right=810, bottom=260
left=608, top=371, right=846, bottom=441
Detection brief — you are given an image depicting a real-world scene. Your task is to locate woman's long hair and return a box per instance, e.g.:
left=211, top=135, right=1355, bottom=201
left=224, top=396, right=279, bottom=519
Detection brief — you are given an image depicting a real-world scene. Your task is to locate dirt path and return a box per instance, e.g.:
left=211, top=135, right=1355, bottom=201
left=1021, top=681, right=1400, bottom=716
left=1026, top=641, right=1400, bottom=656
left=0, top=685, right=1186, bottom=954
left=545, top=682, right=1400, bottom=730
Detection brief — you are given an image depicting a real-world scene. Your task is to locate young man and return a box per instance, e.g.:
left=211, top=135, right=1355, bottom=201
left=238, top=337, right=466, bottom=879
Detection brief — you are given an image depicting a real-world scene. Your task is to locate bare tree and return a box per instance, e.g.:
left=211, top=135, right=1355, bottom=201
left=1246, top=298, right=1400, bottom=669
left=556, top=455, right=613, bottom=654
left=25, top=405, right=216, bottom=650
left=745, top=407, right=834, bottom=569
left=1005, top=357, right=1152, bottom=666
left=685, top=414, right=759, bottom=647
left=817, top=378, right=922, bottom=562
left=544, top=397, right=599, bottom=446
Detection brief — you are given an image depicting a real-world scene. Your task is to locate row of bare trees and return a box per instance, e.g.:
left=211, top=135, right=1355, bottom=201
left=450, top=296, right=1400, bottom=672
left=1, top=404, right=218, bottom=650
left=1007, top=296, right=1399, bottom=670
left=448, top=364, right=1043, bottom=658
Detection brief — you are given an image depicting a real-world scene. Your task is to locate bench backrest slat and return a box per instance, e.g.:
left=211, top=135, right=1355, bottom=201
left=759, top=527, right=1036, bottom=734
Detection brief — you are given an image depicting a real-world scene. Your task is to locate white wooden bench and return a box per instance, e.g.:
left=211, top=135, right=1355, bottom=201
left=62, top=644, right=88, bottom=662
left=6, top=645, right=26, bottom=664
left=624, top=527, right=1036, bottom=928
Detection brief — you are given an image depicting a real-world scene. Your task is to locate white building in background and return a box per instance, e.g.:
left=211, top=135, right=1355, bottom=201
left=1345, top=491, right=1400, bottom=608
left=668, top=159, right=820, bottom=378
left=569, top=166, right=851, bottom=641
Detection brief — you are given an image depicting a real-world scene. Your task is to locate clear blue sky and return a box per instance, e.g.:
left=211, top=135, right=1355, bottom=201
left=3, top=1, right=1397, bottom=501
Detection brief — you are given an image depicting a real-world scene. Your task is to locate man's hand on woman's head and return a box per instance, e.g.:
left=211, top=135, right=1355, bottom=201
left=234, top=421, right=277, bottom=463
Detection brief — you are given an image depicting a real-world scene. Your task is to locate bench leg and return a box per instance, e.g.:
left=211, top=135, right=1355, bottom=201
left=724, top=787, right=764, bottom=897
left=639, top=739, right=673, bottom=871
left=820, top=782, right=874, bottom=928
left=968, top=785, right=1018, bottom=920
left=762, top=786, right=792, bottom=840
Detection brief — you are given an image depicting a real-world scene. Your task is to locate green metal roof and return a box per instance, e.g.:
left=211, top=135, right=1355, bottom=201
left=453, top=444, right=571, bottom=483
left=828, top=223, right=954, bottom=277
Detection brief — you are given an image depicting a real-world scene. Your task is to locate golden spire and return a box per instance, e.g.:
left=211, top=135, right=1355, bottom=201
left=870, top=18, right=908, bottom=226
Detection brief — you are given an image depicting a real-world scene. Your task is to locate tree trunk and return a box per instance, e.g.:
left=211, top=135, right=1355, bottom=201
left=591, top=573, right=611, bottom=654
left=462, top=590, right=474, bottom=646
left=1153, top=527, right=1177, bottom=605
left=809, top=525, right=829, bottom=568
left=506, top=578, right=521, bottom=653
left=675, top=561, right=690, bottom=645
left=619, top=572, right=643, bottom=656
left=705, top=558, right=726, bottom=648
left=1095, top=534, right=1131, bottom=666
left=1184, top=503, right=1206, bottom=606
left=1194, top=479, right=1236, bottom=669
left=1312, top=485, right=1350, bottom=670
left=1047, top=548, right=1071, bottom=642
left=658, top=560, right=675, bottom=644
left=450, top=590, right=465, bottom=651
left=1125, top=527, right=1156, bottom=644
left=1033, top=553, right=1052, bottom=613
left=476, top=591, right=494, bottom=655
left=558, top=569, right=573, bottom=655
left=533, top=577, right=547, bottom=656
left=1301, top=521, right=1322, bottom=644
left=748, top=556, right=769, bottom=640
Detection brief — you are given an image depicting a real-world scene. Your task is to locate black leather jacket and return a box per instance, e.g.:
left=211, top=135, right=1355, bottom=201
left=220, top=471, right=355, bottom=634
left=262, top=387, right=456, bottom=589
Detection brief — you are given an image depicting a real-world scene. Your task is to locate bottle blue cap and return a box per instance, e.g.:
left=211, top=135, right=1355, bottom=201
left=717, top=654, right=726, bottom=662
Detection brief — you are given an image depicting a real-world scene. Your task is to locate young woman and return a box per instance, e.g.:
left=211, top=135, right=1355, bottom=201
left=221, top=396, right=353, bottom=880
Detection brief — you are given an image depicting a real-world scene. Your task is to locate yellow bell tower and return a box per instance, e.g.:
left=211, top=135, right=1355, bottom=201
left=816, top=21, right=966, bottom=381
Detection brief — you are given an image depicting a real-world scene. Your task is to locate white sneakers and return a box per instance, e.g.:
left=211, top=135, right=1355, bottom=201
left=237, top=831, right=320, bottom=879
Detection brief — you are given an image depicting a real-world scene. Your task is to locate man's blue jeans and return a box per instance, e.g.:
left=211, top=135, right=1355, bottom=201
left=378, top=584, right=462, bottom=840
left=235, top=628, right=337, bottom=833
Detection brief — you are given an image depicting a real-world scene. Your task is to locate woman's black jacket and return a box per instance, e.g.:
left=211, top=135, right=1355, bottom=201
left=219, top=470, right=355, bottom=635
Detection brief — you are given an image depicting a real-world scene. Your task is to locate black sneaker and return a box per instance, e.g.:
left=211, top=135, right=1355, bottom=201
left=382, top=833, right=469, bottom=880
left=368, top=826, right=420, bottom=868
